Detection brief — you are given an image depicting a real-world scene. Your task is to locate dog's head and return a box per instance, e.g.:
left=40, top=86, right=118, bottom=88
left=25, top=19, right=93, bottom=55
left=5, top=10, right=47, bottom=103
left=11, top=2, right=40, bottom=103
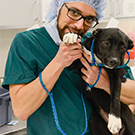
left=82, top=28, right=134, bottom=69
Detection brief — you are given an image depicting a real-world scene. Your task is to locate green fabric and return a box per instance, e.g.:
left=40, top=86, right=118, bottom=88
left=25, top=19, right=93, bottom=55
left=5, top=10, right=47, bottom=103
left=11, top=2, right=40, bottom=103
left=2, top=28, right=134, bottom=135
left=2, top=27, right=92, bottom=135
left=125, top=66, right=134, bottom=80
left=81, top=32, right=92, bottom=43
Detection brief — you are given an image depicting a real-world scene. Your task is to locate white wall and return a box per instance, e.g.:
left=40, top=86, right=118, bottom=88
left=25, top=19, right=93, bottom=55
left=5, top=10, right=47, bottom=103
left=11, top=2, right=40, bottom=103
left=0, top=28, right=25, bottom=77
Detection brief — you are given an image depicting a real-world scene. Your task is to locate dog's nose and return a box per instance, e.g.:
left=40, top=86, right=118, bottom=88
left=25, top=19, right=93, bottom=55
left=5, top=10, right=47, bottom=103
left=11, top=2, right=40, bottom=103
left=109, top=58, right=118, bottom=67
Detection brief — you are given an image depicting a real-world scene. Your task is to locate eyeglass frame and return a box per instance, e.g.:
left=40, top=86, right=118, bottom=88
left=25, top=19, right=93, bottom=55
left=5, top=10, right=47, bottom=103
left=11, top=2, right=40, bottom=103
left=64, top=3, right=99, bottom=28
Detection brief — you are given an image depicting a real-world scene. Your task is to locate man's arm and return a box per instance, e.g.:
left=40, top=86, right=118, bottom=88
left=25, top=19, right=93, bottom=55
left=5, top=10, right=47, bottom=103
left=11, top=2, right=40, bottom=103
left=10, top=41, right=82, bottom=121
left=121, top=79, right=135, bottom=105
left=9, top=56, right=65, bottom=121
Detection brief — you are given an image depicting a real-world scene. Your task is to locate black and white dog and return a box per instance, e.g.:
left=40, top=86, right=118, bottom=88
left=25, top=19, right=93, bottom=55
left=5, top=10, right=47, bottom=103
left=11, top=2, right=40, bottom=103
left=63, top=28, right=135, bottom=135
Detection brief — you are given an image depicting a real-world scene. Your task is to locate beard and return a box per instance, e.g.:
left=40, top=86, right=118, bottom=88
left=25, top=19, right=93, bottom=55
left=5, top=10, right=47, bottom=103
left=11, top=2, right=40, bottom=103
left=57, top=24, right=86, bottom=40
left=57, top=25, right=67, bottom=40
left=57, top=16, right=86, bottom=40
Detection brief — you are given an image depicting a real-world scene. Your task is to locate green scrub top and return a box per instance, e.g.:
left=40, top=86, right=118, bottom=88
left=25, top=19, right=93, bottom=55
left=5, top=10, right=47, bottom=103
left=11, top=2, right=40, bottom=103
left=2, top=27, right=92, bottom=135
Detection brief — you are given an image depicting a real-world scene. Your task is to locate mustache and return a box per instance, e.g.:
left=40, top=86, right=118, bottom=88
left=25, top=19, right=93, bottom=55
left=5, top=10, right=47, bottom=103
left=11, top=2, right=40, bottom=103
left=61, top=26, right=84, bottom=36
left=68, top=27, right=84, bottom=36
left=58, top=25, right=85, bottom=40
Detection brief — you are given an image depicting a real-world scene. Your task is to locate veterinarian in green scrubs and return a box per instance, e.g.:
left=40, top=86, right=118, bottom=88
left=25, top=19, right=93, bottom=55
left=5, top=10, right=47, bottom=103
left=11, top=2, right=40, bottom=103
left=2, top=0, right=135, bottom=134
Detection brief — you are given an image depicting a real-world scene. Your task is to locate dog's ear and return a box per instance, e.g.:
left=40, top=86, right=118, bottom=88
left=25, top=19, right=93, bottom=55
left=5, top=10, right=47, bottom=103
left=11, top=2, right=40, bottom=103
left=81, top=36, right=93, bottom=49
left=128, top=39, right=134, bottom=49
left=92, top=28, right=103, bottom=38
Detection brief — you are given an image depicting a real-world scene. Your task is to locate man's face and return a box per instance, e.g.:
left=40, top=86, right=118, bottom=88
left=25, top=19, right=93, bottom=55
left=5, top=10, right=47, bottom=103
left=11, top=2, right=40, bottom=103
left=57, top=2, right=97, bottom=40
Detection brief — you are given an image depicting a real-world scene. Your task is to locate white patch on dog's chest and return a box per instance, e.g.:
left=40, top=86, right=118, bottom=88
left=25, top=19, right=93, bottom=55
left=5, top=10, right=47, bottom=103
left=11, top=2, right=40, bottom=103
left=82, top=46, right=102, bottom=64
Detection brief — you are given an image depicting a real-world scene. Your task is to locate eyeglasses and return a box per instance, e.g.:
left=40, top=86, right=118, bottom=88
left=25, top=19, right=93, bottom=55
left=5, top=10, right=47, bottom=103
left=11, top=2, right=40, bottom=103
left=64, top=3, right=99, bottom=28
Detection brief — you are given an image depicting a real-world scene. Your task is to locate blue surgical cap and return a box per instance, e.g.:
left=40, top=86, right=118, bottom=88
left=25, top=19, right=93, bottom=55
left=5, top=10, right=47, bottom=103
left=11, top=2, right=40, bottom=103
left=45, top=0, right=107, bottom=23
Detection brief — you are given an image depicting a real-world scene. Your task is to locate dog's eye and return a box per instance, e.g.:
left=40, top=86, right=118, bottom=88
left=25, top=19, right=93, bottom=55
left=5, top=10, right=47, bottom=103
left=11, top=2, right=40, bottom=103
left=102, top=41, right=110, bottom=47
left=120, top=45, right=126, bottom=51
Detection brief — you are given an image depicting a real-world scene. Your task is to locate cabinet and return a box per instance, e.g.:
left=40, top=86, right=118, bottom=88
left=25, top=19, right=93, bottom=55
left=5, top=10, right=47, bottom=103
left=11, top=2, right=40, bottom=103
left=102, top=0, right=135, bottom=20
left=0, top=0, right=51, bottom=29
left=0, top=0, right=135, bottom=29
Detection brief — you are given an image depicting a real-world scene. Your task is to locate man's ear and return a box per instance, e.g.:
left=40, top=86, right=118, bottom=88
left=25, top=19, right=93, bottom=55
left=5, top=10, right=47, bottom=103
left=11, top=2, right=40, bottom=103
left=128, top=39, right=134, bottom=49
left=92, top=28, right=103, bottom=38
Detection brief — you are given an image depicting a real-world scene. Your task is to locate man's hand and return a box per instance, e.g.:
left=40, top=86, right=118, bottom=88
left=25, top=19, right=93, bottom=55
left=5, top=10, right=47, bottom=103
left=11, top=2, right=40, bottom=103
left=80, top=51, right=110, bottom=91
left=55, top=33, right=82, bottom=68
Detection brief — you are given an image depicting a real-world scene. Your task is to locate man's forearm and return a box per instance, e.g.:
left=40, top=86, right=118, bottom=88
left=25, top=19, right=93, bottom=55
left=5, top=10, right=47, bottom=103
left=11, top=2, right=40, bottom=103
left=121, top=79, right=135, bottom=105
left=10, top=57, right=65, bottom=121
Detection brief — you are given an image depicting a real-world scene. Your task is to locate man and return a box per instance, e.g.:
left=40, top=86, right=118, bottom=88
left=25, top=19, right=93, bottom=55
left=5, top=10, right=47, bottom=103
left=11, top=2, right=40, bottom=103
left=2, top=0, right=135, bottom=134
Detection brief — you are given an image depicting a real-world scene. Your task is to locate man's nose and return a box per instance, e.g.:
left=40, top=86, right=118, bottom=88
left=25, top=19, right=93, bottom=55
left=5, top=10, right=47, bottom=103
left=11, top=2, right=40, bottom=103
left=74, top=18, right=84, bottom=30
